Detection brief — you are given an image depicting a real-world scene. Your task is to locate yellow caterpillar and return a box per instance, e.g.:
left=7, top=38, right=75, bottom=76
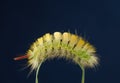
left=14, top=32, right=99, bottom=83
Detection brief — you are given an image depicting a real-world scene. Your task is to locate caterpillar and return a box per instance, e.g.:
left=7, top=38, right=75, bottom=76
left=14, top=32, right=99, bottom=83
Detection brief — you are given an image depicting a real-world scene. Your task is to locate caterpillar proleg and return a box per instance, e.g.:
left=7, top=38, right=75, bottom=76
left=14, top=32, right=99, bottom=83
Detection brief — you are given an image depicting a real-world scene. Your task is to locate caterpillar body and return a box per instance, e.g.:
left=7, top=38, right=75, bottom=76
left=14, top=32, right=99, bottom=83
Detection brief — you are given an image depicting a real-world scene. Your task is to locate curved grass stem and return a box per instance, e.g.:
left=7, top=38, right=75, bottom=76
left=81, top=66, right=85, bottom=83
left=35, top=63, right=85, bottom=83
left=35, top=63, right=41, bottom=83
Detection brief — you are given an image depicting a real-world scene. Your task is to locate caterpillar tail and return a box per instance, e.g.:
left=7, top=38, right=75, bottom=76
left=14, top=55, right=29, bottom=61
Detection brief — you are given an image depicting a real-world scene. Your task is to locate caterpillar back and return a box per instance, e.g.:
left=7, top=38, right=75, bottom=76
left=15, top=32, right=99, bottom=71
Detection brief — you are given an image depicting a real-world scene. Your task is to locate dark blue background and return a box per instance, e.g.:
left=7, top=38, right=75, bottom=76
left=1, top=0, right=120, bottom=83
